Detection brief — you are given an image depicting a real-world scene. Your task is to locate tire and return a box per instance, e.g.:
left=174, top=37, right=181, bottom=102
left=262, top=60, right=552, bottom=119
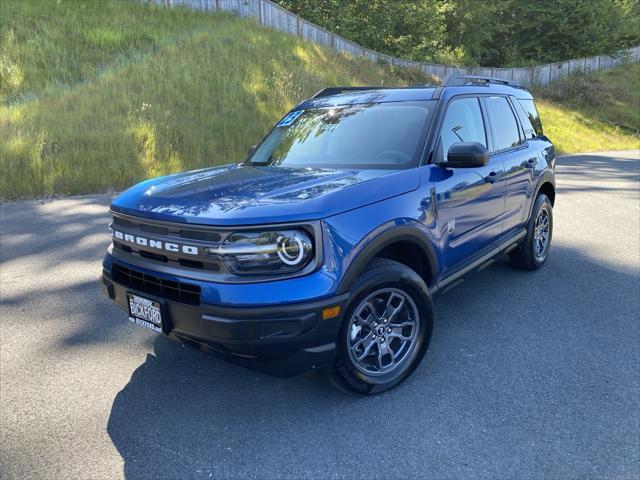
left=509, top=193, right=553, bottom=270
left=332, top=258, right=433, bottom=395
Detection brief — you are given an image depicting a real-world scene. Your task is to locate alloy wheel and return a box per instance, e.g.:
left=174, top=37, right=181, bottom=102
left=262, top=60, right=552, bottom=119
left=533, top=206, right=551, bottom=261
left=346, top=288, right=419, bottom=376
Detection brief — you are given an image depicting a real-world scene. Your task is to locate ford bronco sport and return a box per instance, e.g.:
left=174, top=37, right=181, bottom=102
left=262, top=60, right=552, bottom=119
left=102, top=75, right=556, bottom=394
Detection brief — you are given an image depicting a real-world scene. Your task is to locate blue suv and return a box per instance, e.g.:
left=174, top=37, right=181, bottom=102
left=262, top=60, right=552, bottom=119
left=101, top=75, right=556, bottom=394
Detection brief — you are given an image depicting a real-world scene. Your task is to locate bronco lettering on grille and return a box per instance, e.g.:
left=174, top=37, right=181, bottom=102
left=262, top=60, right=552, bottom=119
left=110, top=228, right=199, bottom=255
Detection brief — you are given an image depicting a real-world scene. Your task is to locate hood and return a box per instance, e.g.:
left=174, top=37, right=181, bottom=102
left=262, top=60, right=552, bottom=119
left=110, top=164, right=419, bottom=226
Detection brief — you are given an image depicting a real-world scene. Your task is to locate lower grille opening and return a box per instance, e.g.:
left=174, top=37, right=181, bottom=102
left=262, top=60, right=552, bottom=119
left=112, top=264, right=201, bottom=306
left=113, top=241, right=221, bottom=271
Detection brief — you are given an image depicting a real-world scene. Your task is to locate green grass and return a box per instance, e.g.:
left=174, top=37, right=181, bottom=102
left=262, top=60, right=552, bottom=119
left=0, top=0, right=425, bottom=199
left=1, top=0, right=638, bottom=199
left=534, top=63, right=640, bottom=153
left=536, top=100, right=639, bottom=154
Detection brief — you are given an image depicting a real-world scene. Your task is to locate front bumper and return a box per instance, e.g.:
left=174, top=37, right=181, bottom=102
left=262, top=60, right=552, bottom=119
left=101, top=261, right=349, bottom=377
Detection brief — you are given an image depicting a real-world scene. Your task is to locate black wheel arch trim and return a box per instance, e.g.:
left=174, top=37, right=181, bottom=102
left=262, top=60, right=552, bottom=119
left=529, top=171, right=555, bottom=219
left=336, top=223, right=439, bottom=295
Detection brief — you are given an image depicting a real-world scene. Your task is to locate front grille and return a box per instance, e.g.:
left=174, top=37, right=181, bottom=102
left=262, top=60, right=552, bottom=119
left=113, top=243, right=221, bottom=271
left=112, top=264, right=201, bottom=306
left=112, top=215, right=221, bottom=242
left=110, top=212, right=224, bottom=272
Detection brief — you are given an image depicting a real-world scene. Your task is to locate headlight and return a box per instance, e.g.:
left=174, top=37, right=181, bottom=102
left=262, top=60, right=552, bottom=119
left=207, top=230, right=313, bottom=275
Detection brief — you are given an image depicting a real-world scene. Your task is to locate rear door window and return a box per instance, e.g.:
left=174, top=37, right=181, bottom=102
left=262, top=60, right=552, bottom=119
left=485, top=96, right=522, bottom=152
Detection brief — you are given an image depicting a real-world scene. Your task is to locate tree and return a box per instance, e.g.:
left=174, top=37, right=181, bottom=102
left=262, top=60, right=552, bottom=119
left=617, top=0, right=640, bottom=47
left=276, top=0, right=638, bottom=66
left=504, top=0, right=625, bottom=64
left=277, top=0, right=449, bottom=63
left=440, top=0, right=501, bottom=65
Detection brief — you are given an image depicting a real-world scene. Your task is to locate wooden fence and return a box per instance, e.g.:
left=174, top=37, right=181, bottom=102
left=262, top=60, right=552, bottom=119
left=148, top=0, right=640, bottom=86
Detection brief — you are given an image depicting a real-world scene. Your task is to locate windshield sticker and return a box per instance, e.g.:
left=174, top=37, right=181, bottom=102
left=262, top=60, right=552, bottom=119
left=277, top=110, right=304, bottom=127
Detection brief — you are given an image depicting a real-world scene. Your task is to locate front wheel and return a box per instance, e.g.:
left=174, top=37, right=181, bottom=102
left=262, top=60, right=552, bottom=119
left=332, top=259, right=433, bottom=395
left=510, top=193, right=553, bottom=270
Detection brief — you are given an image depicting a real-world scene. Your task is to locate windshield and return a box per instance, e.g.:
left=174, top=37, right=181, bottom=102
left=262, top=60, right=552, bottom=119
left=249, top=101, right=435, bottom=169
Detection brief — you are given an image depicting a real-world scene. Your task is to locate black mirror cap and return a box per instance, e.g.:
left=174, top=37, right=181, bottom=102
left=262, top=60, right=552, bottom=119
left=442, top=142, right=490, bottom=168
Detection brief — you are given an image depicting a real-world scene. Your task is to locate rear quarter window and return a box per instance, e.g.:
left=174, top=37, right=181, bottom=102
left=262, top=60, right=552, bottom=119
left=517, top=99, right=543, bottom=137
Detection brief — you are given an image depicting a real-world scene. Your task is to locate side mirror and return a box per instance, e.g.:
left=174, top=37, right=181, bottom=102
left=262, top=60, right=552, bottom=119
left=441, top=142, right=489, bottom=168
left=247, top=145, right=257, bottom=155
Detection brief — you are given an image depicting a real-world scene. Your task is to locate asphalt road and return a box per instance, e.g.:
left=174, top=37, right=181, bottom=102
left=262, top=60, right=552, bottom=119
left=1, top=151, right=639, bottom=480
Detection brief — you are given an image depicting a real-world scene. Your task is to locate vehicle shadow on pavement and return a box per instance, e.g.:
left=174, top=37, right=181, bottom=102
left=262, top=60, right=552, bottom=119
left=107, top=245, right=640, bottom=480
left=107, top=335, right=346, bottom=479
left=0, top=196, right=111, bottom=266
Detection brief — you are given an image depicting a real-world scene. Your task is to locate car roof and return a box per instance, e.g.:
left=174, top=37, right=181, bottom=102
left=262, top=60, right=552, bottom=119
left=298, top=83, right=533, bottom=109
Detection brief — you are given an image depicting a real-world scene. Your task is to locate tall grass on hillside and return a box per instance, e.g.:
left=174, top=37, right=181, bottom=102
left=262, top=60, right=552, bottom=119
left=536, top=101, right=639, bottom=154
left=534, top=63, right=640, bottom=153
left=0, top=0, right=425, bottom=199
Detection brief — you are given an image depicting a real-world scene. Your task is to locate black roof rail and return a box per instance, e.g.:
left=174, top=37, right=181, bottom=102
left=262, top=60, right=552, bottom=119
left=441, top=74, right=520, bottom=88
left=311, top=86, right=388, bottom=99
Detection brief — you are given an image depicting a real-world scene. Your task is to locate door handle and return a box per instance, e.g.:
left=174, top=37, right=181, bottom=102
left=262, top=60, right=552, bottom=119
left=524, top=157, right=536, bottom=169
left=485, top=171, right=498, bottom=183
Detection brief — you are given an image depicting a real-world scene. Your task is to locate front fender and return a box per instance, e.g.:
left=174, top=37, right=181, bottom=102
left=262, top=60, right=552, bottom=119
left=335, top=221, right=438, bottom=294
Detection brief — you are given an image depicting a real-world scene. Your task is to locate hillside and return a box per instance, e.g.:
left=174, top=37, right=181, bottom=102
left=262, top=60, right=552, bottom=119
left=0, top=0, right=425, bottom=199
left=534, top=63, right=640, bottom=153
left=1, top=0, right=638, bottom=199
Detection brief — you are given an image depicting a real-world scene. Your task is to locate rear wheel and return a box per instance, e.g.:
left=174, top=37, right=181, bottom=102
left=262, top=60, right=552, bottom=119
left=510, top=193, right=553, bottom=270
left=332, top=259, right=433, bottom=395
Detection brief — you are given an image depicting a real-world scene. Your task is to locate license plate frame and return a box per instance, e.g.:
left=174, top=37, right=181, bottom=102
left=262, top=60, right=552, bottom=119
left=127, top=293, right=163, bottom=333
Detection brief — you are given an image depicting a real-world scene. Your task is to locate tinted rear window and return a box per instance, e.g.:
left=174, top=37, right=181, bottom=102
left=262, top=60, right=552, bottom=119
left=512, top=97, right=535, bottom=139
left=517, top=99, right=543, bottom=136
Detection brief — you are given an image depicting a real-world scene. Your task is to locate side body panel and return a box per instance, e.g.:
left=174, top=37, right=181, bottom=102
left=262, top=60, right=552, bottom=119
left=501, top=138, right=555, bottom=235
left=500, top=144, right=535, bottom=230
left=428, top=161, right=506, bottom=278
left=425, top=91, right=507, bottom=277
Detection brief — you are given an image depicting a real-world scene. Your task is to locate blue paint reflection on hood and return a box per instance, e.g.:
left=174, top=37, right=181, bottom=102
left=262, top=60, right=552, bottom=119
left=110, top=164, right=420, bottom=226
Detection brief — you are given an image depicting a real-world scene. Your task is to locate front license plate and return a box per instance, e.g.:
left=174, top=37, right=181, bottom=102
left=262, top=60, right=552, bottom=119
left=127, top=293, right=162, bottom=333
